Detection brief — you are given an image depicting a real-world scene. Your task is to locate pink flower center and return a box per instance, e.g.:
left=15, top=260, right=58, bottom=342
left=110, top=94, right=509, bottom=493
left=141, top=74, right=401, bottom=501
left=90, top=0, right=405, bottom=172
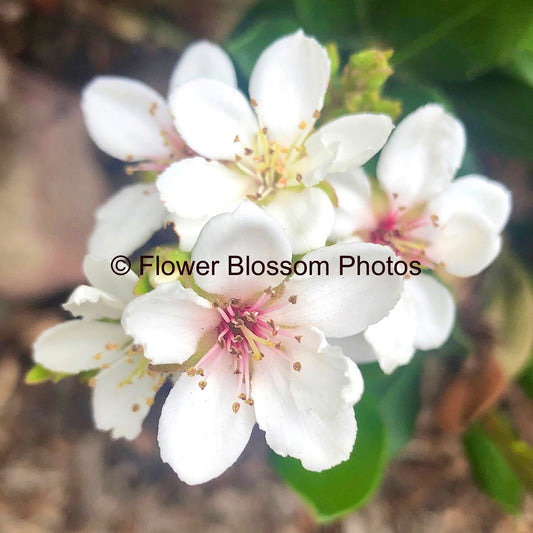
left=188, top=291, right=302, bottom=413
left=369, top=206, right=439, bottom=268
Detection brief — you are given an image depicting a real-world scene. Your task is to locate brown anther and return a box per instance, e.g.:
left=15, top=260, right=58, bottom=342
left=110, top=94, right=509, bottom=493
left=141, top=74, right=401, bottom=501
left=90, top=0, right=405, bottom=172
left=250, top=98, right=258, bottom=107
left=186, top=367, right=197, bottom=377
left=126, top=358, right=134, bottom=365
left=233, top=335, right=244, bottom=343
left=392, top=193, right=399, bottom=199
left=245, top=398, right=255, bottom=406
left=101, top=363, right=110, bottom=369
left=238, top=393, right=247, bottom=400
left=230, top=297, right=240, bottom=305
left=269, top=147, right=275, bottom=155
left=293, top=361, right=302, bottom=372
left=244, top=148, right=253, bottom=156
left=152, top=384, right=160, bottom=392
left=217, top=338, right=225, bottom=348
left=149, top=102, right=158, bottom=115
left=196, top=368, right=205, bottom=377
left=281, top=147, right=289, bottom=154
left=298, top=120, right=307, bottom=130
left=313, top=109, right=321, bottom=119
left=234, top=369, right=242, bottom=375
left=259, top=352, right=265, bottom=360
left=232, top=402, right=241, bottom=413
left=93, top=353, right=102, bottom=360
left=274, top=341, right=282, bottom=350
left=234, top=134, right=240, bottom=143
left=288, top=295, right=297, bottom=304
left=294, top=335, right=302, bottom=343
left=105, top=342, right=119, bottom=350
left=254, top=155, right=265, bottom=162
left=198, top=381, right=207, bottom=390
left=146, top=397, right=155, bottom=406
left=131, top=403, right=140, bottom=413
left=296, top=173, right=303, bottom=183
left=235, top=154, right=242, bottom=162
left=262, top=127, right=268, bottom=134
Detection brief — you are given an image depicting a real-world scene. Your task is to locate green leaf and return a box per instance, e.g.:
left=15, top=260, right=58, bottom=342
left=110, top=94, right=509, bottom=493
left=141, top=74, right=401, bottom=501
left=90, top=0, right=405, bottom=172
left=361, top=356, right=423, bottom=459
left=226, top=15, right=300, bottom=78
left=25, top=363, right=69, bottom=384
left=464, top=421, right=524, bottom=514
left=443, top=72, right=533, bottom=159
left=367, top=0, right=533, bottom=82
left=481, top=251, right=533, bottom=378
left=271, top=396, right=387, bottom=522
left=134, top=272, right=153, bottom=295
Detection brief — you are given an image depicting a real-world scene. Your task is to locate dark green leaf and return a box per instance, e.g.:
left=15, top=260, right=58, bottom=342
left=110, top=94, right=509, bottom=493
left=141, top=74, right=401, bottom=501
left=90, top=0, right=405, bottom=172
left=271, top=396, right=387, bottom=522
left=25, top=363, right=69, bottom=384
left=464, top=421, right=524, bottom=514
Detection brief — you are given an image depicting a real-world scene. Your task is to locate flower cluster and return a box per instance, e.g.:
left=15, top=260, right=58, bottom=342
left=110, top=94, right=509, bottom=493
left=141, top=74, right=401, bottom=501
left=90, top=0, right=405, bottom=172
left=32, top=31, right=511, bottom=485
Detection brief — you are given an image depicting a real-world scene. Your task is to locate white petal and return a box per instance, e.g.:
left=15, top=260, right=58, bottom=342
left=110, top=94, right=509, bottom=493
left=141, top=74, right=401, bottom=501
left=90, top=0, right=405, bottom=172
left=282, top=327, right=363, bottom=419
left=92, top=355, right=159, bottom=440
left=121, top=282, right=219, bottom=365
left=81, top=77, right=174, bottom=161
left=158, top=357, right=255, bottom=484
left=328, top=168, right=376, bottom=242
left=63, top=285, right=124, bottom=320
left=168, top=40, right=237, bottom=94
left=427, top=174, right=512, bottom=233
left=296, top=132, right=337, bottom=187
left=426, top=211, right=502, bottom=276
left=377, top=104, right=466, bottom=206
left=83, top=255, right=138, bottom=304
left=249, top=30, right=330, bottom=146
left=170, top=79, right=257, bottom=160
left=328, top=333, right=378, bottom=365
left=253, top=353, right=357, bottom=471
left=170, top=213, right=211, bottom=252
left=88, top=183, right=168, bottom=260
left=157, top=158, right=255, bottom=218
left=405, top=274, right=455, bottom=350
left=363, top=292, right=417, bottom=374
left=190, top=200, right=292, bottom=301
left=263, top=188, right=335, bottom=254
left=313, top=114, right=393, bottom=172
left=33, top=320, right=127, bottom=373
left=269, top=242, right=403, bottom=337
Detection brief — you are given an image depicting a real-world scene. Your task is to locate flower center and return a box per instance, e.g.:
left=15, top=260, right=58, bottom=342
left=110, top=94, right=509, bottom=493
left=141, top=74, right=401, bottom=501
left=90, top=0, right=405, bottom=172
left=368, top=205, right=440, bottom=269
left=232, top=119, right=313, bottom=199
left=188, top=289, right=302, bottom=413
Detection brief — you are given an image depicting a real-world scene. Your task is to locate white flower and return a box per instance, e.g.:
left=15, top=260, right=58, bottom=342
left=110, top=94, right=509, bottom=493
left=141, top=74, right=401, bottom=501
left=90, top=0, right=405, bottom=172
left=122, top=200, right=403, bottom=484
left=82, top=41, right=237, bottom=259
left=328, top=104, right=512, bottom=373
left=32, top=256, right=166, bottom=439
left=157, top=30, right=394, bottom=253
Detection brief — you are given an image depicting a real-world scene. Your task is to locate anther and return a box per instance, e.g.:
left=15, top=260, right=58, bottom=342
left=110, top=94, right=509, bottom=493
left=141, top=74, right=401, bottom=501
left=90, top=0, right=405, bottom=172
left=196, top=368, right=204, bottom=376
left=261, top=127, right=268, bottom=134
left=274, top=341, right=283, bottom=350
left=288, top=295, right=297, bottom=304
left=313, top=110, right=321, bottom=119
left=245, top=398, right=255, bottom=406
left=244, top=148, right=253, bottom=156
left=198, top=381, right=207, bottom=390
left=296, top=173, right=303, bottom=183
left=294, top=335, right=302, bottom=343
left=232, top=402, right=241, bottom=413
left=105, top=343, right=119, bottom=350
left=298, top=120, right=307, bottom=130
left=250, top=98, right=258, bottom=107
left=149, top=102, right=158, bottom=115
left=88, top=377, right=96, bottom=388
left=131, top=403, right=140, bottom=413
left=93, top=353, right=102, bottom=360
left=186, top=367, right=196, bottom=377
left=146, top=397, right=154, bottom=406
left=293, top=362, right=302, bottom=372
left=234, top=135, right=240, bottom=143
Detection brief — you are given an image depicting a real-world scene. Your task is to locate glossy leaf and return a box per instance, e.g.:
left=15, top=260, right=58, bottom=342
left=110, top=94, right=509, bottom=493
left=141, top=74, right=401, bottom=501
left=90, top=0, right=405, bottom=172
left=271, top=396, right=387, bottom=522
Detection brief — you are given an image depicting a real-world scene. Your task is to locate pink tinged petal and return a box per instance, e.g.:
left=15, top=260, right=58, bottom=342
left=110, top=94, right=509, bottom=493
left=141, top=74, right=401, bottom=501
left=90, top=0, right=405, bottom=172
left=63, top=285, right=124, bottom=320
left=327, top=333, right=378, bottom=365
left=83, top=255, right=138, bottom=305
left=88, top=183, right=168, bottom=260
left=32, top=320, right=127, bottom=374
left=269, top=242, right=403, bottom=337
left=157, top=158, right=255, bottom=219
left=190, top=200, right=292, bottom=302
left=328, top=168, right=376, bottom=241
left=170, top=79, right=257, bottom=160
left=168, top=40, right=237, bottom=94
left=314, top=114, right=394, bottom=172
left=426, top=211, right=502, bottom=277
left=121, top=282, right=219, bottom=365
left=377, top=104, right=466, bottom=206
left=363, top=292, right=418, bottom=374
left=263, top=188, right=335, bottom=254
left=427, top=174, right=512, bottom=233
left=92, top=356, right=159, bottom=440
left=158, top=357, right=256, bottom=485
left=81, top=77, right=174, bottom=161
left=284, top=327, right=364, bottom=419
left=249, top=30, right=330, bottom=146
left=252, top=353, right=357, bottom=471
left=406, top=274, right=455, bottom=350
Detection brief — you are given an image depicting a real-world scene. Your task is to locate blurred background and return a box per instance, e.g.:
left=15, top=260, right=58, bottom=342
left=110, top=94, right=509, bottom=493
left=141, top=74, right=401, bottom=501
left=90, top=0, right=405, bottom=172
left=0, top=0, right=532, bottom=531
